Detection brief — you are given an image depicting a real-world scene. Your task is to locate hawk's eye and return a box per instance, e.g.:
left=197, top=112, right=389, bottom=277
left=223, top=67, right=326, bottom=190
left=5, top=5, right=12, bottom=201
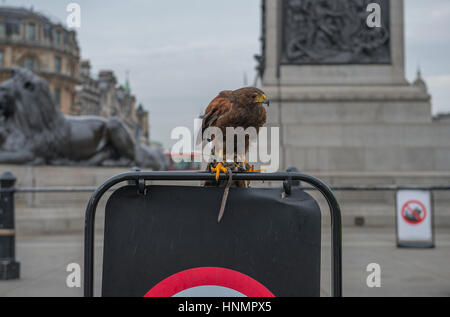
left=254, top=93, right=265, bottom=103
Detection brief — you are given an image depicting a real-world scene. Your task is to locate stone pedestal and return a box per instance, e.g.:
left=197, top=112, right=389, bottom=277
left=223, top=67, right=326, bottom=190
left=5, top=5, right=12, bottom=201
left=264, top=0, right=406, bottom=86
left=259, top=0, right=450, bottom=227
left=0, top=165, right=201, bottom=234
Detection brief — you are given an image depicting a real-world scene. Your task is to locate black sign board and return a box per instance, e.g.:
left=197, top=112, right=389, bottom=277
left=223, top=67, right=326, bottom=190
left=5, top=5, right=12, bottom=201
left=101, top=185, right=321, bottom=297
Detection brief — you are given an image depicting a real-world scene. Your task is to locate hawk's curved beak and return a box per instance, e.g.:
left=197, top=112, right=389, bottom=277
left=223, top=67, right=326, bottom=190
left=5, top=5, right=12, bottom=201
left=257, top=94, right=270, bottom=106
left=263, top=94, right=270, bottom=107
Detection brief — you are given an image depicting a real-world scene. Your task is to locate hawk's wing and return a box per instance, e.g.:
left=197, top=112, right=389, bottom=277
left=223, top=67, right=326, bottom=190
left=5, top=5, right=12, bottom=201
left=201, top=91, right=233, bottom=138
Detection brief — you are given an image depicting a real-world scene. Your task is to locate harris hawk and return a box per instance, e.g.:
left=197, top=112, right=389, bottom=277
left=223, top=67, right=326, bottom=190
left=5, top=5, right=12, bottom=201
left=200, top=87, right=270, bottom=221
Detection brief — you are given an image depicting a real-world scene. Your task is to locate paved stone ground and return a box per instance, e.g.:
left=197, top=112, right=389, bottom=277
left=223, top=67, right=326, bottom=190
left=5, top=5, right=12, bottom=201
left=0, top=227, right=449, bottom=297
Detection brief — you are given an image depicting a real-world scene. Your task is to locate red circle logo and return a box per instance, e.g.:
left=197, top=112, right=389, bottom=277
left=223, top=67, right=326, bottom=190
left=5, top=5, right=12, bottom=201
left=401, top=200, right=426, bottom=225
left=144, top=267, right=275, bottom=297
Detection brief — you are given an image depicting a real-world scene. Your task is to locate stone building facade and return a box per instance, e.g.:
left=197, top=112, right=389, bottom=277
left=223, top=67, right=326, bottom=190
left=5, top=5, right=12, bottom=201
left=0, top=6, right=80, bottom=114
left=76, top=60, right=101, bottom=115
left=0, top=6, right=150, bottom=144
left=75, top=62, right=150, bottom=144
left=136, top=104, right=150, bottom=141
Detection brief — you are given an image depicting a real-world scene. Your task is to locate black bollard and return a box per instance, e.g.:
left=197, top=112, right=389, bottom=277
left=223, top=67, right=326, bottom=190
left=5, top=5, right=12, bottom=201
left=0, top=171, right=20, bottom=280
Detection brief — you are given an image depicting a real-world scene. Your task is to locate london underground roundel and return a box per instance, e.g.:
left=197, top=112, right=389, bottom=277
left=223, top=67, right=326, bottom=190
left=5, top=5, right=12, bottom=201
left=144, top=267, right=275, bottom=297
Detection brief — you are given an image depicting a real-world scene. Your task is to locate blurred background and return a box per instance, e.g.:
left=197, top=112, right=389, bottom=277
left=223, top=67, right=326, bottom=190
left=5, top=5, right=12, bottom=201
left=0, top=0, right=449, bottom=297
left=0, top=0, right=448, bottom=150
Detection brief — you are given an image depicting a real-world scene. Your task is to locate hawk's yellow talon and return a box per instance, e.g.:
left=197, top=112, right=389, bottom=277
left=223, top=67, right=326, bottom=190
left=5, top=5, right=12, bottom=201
left=252, top=168, right=265, bottom=173
left=247, top=165, right=264, bottom=186
left=211, top=162, right=227, bottom=180
left=247, top=164, right=264, bottom=173
left=216, top=167, right=221, bottom=180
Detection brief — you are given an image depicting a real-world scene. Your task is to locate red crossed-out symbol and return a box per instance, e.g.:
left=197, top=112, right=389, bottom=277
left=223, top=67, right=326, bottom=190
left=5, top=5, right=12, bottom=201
left=401, top=200, right=426, bottom=225
left=144, top=267, right=274, bottom=297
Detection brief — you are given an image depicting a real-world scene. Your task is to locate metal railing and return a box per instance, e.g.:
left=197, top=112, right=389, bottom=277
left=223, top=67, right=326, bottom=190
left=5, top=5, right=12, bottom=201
left=299, top=185, right=450, bottom=191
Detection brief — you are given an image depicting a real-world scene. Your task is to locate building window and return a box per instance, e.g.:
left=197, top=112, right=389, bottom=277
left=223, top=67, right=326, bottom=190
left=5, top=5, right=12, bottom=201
left=0, top=51, right=3, bottom=68
left=26, top=57, right=35, bottom=71
left=0, top=24, right=4, bottom=39
left=28, top=23, right=36, bottom=40
left=55, top=30, right=61, bottom=45
left=43, top=23, right=52, bottom=39
left=54, top=88, right=61, bottom=107
left=21, top=57, right=40, bottom=71
left=6, top=20, right=19, bottom=37
left=55, top=56, right=62, bottom=73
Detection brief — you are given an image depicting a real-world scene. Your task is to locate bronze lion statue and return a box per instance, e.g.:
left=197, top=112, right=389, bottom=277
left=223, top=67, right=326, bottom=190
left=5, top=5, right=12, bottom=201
left=0, top=68, right=168, bottom=170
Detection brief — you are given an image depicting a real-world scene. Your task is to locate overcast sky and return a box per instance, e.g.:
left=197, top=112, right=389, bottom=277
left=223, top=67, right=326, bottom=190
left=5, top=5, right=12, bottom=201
left=8, top=0, right=450, bottom=149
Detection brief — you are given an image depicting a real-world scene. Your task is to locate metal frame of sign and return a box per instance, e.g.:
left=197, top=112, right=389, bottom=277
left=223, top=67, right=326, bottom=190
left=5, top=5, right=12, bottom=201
left=83, top=171, right=343, bottom=297
left=395, top=190, right=435, bottom=249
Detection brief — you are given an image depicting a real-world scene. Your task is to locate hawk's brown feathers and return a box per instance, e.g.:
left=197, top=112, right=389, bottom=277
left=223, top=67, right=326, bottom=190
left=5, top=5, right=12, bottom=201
left=201, top=87, right=269, bottom=220
left=201, top=87, right=269, bottom=156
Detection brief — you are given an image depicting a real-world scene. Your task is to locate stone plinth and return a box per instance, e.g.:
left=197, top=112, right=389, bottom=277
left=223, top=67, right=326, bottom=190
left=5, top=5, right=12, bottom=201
left=258, top=0, right=450, bottom=228
left=260, top=0, right=450, bottom=171
left=0, top=165, right=202, bottom=234
left=0, top=165, right=128, bottom=233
